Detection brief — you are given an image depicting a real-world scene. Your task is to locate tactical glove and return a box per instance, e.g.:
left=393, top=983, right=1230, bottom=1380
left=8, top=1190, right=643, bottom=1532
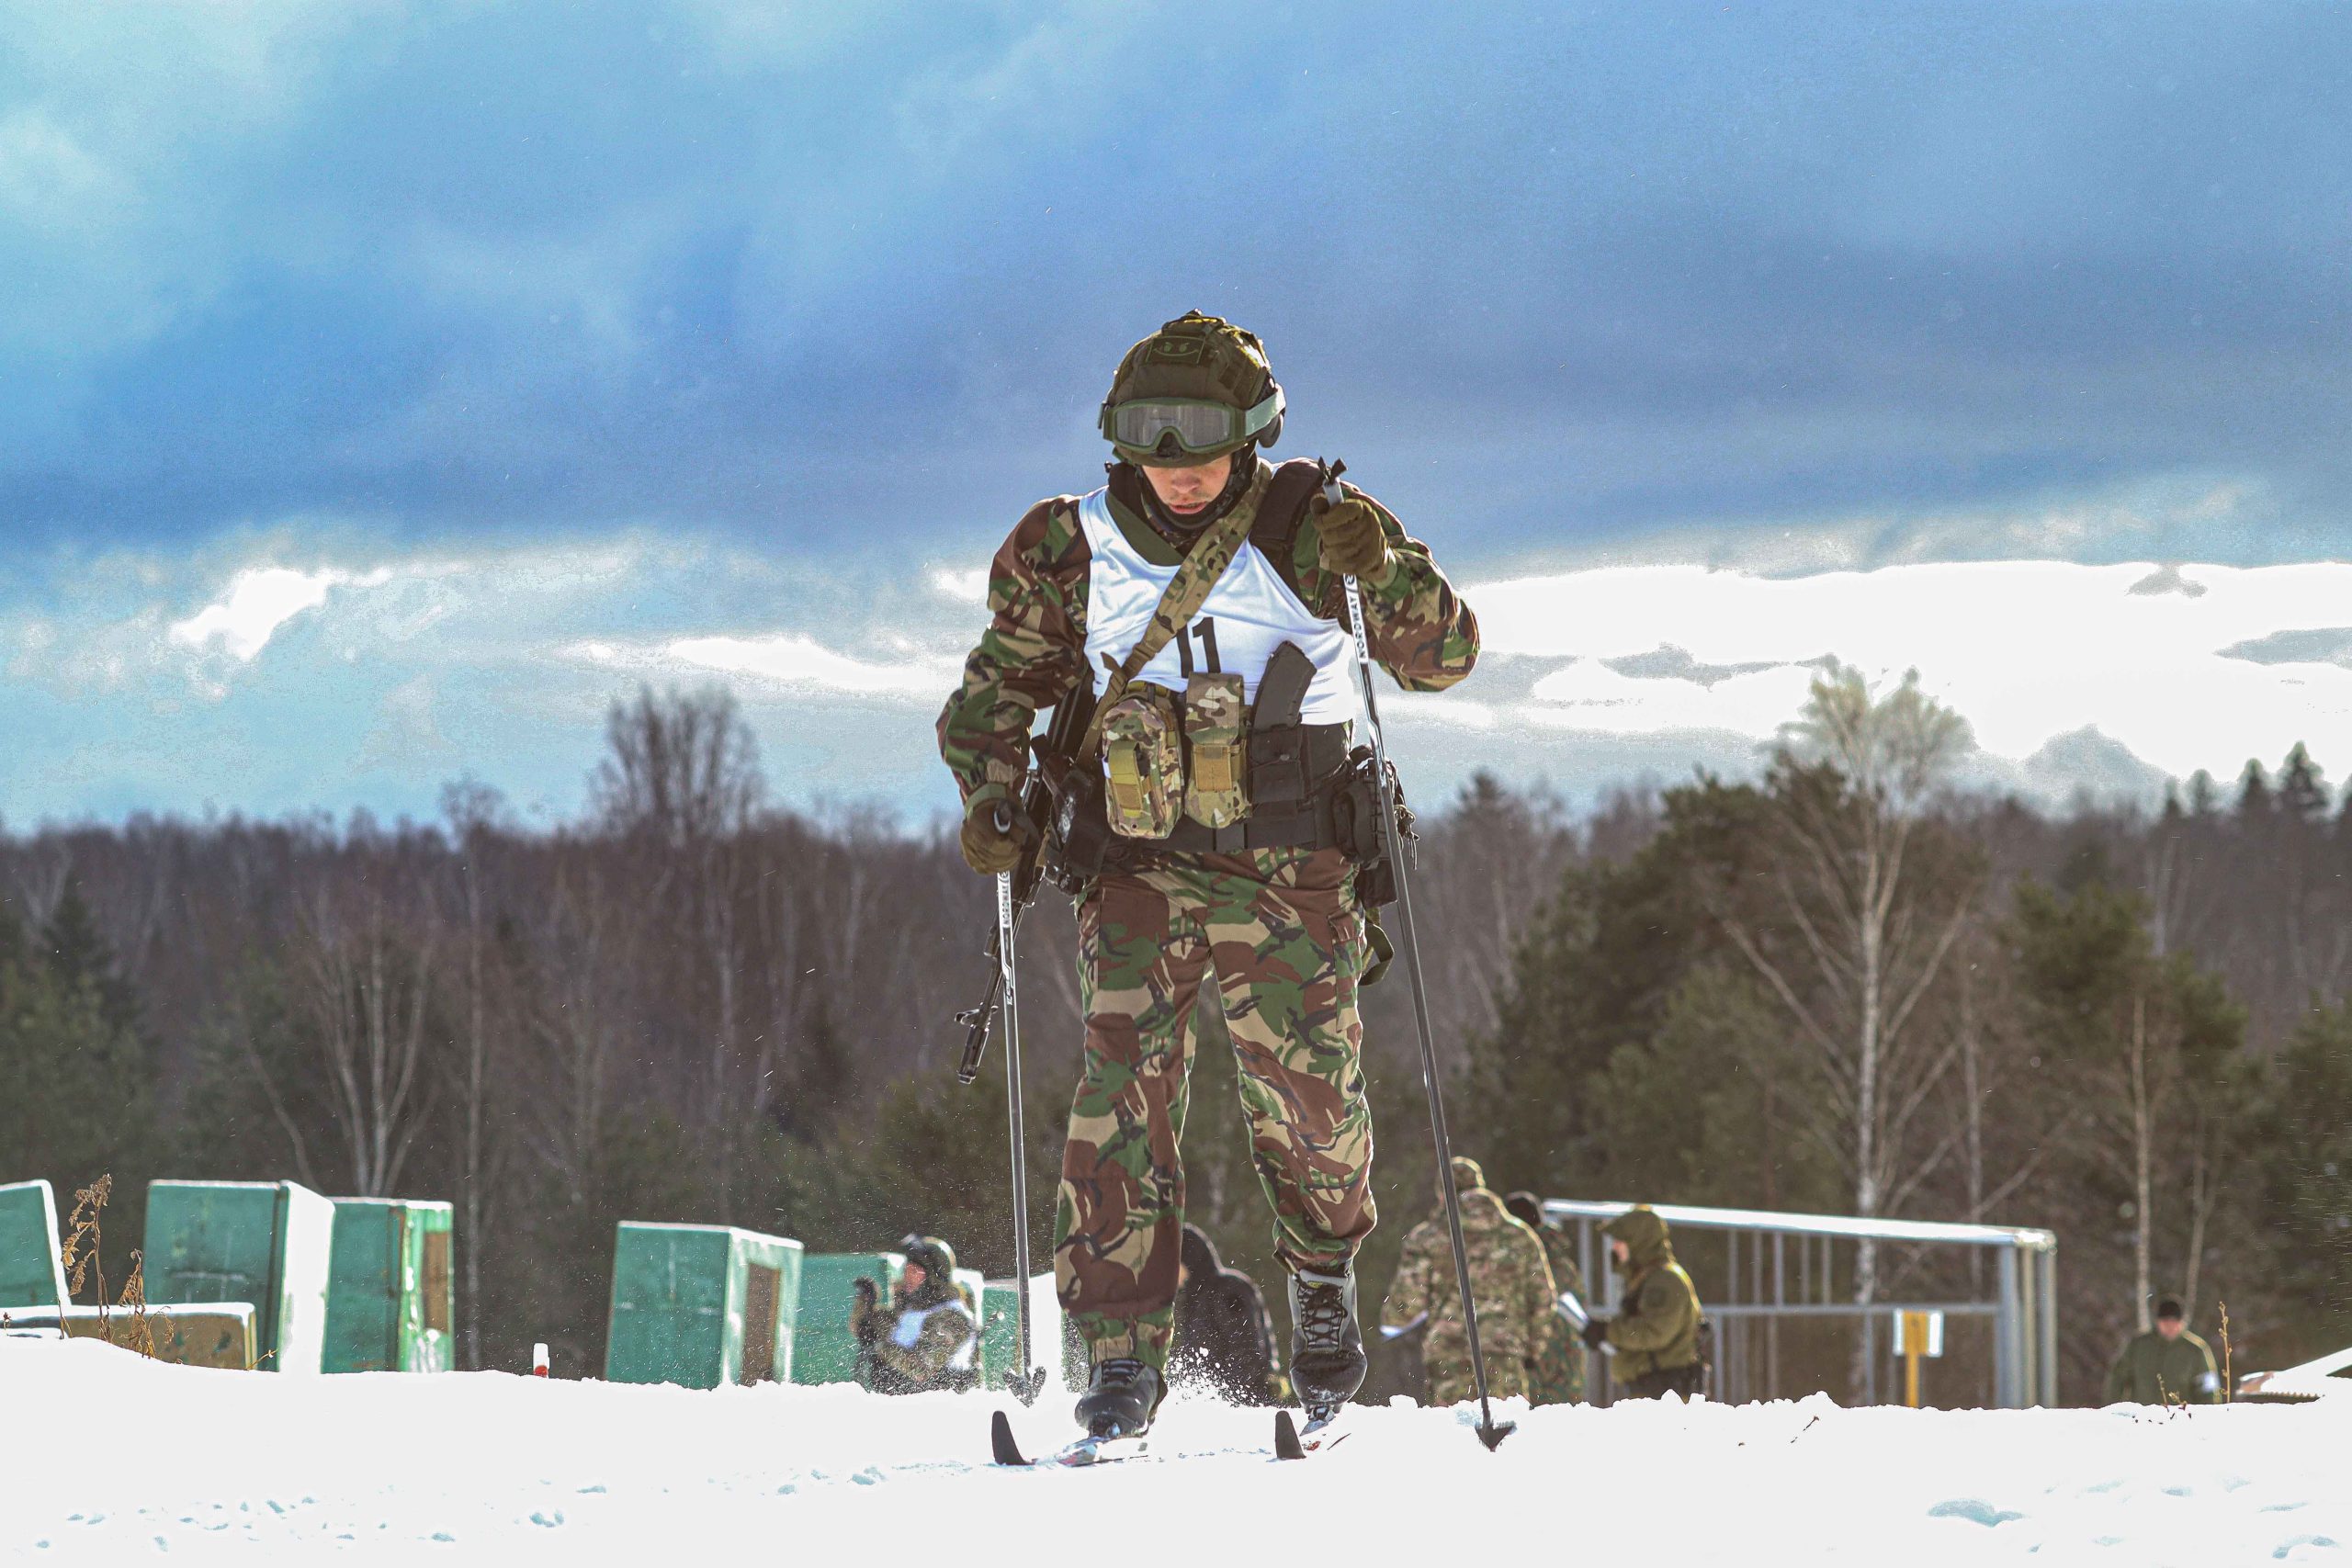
left=1580, top=1318, right=1610, bottom=1351
left=1313, top=494, right=1392, bottom=582
left=851, top=1277, right=882, bottom=1345
left=958, top=787, right=1026, bottom=876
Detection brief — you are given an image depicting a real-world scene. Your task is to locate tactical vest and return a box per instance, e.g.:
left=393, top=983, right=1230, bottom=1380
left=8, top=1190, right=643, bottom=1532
left=1076, top=488, right=1356, bottom=721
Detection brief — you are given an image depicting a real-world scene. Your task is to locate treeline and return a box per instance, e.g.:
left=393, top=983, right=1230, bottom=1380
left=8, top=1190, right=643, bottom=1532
left=3, top=679, right=2346, bottom=1400
left=1466, top=671, right=2352, bottom=1402
left=0, top=686, right=1576, bottom=1376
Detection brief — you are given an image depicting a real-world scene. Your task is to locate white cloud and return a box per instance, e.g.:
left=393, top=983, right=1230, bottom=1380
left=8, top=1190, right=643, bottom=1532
left=927, top=566, right=989, bottom=604
left=167, top=565, right=351, bottom=663
left=568, top=632, right=957, bottom=700
left=1467, top=558, right=2352, bottom=783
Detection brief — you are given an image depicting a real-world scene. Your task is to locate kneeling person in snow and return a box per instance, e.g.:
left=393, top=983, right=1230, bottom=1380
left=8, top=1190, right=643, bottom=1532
left=1583, top=1205, right=1703, bottom=1401
left=1382, top=1158, right=1555, bottom=1406
left=853, top=1235, right=979, bottom=1395
left=2105, top=1296, right=2222, bottom=1405
left=936, top=310, right=1481, bottom=1439
left=1170, top=1223, right=1279, bottom=1405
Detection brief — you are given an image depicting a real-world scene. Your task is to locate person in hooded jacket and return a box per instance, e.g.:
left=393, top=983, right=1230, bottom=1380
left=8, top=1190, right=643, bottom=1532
left=1583, top=1205, right=1703, bottom=1400
left=1168, top=1223, right=1279, bottom=1405
left=852, top=1235, right=980, bottom=1394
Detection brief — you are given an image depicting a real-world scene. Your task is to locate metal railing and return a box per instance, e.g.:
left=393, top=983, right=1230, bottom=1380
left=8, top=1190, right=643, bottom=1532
left=1544, top=1198, right=2059, bottom=1409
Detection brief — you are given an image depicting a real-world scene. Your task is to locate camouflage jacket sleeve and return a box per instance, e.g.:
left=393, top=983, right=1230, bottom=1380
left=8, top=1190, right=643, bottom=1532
left=1521, top=1235, right=1558, bottom=1356
left=872, top=1302, right=977, bottom=1385
left=935, top=499, right=1092, bottom=811
left=1292, top=483, right=1480, bottom=693
left=1382, top=1221, right=1442, bottom=1329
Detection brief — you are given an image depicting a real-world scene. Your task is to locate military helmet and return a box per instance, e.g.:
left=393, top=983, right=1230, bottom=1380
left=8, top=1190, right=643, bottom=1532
left=899, top=1234, right=957, bottom=1285
left=1100, top=310, right=1284, bottom=467
left=1442, top=1156, right=1487, bottom=1198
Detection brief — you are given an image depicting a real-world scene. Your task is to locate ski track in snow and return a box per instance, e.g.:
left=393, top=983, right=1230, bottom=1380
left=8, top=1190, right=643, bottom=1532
left=3, top=1339, right=2346, bottom=1565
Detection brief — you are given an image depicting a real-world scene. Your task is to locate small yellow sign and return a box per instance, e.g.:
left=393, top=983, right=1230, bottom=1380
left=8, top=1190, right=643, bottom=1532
left=1895, top=1309, right=1945, bottom=1407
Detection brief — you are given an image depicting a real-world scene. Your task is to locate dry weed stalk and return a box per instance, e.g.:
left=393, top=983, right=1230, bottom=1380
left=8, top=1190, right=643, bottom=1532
left=59, top=1176, right=114, bottom=1334
left=2218, top=1299, right=2233, bottom=1402
left=55, top=1175, right=158, bottom=1358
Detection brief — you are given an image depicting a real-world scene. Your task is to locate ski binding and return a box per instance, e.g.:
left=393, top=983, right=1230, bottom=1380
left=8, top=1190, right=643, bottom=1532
left=992, top=1409, right=1150, bottom=1468
left=1273, top=1407, right=1351, bottom=1460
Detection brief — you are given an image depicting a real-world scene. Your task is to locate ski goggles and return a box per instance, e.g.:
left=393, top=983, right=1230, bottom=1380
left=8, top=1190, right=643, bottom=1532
left=1099, top=387, right=1284, bottom=457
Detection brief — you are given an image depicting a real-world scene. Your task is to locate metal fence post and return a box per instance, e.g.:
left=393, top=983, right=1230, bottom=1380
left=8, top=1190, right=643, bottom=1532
left=2037, top=1243, right=2060, bottom=1406
left=1996, top=1245, right=2022, bottom=1408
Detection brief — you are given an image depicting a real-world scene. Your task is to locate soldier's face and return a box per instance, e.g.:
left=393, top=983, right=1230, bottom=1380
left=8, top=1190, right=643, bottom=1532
left=902, top=1263, right=926, bottom=1294
left=1142, top=454, right=1233, bottom=515
left=2156, top=1316, right=2183, bottom=1340
left=1611, top=1239, right=1631, bottom=1267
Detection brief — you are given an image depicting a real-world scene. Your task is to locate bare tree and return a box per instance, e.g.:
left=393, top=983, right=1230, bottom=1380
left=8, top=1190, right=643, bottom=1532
left=293, top=883, right=442, bottom=1198
left=1708, top=667, right=1980, bottom=1350
left=589, top=685, right=764, bottom=849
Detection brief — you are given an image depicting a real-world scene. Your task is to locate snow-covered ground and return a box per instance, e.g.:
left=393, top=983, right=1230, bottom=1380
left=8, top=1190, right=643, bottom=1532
left=3, top=1337, right=2344, bottom=1565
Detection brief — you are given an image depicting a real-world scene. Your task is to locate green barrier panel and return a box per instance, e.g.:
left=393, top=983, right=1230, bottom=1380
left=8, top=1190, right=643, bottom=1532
left=0, top=1179, right=67, bottom=1315
left=605, top=1223, right=803, bottom=1389
left=6, top=1303, right=259, bottom=1369
left=790, top=1252, right=904, bottom=1385
left=324, top=1199, right=455, bottom=1373
left=144, top=1180, right=334, bottom=1373
left=978, top=1272, right=1064, bottom=1393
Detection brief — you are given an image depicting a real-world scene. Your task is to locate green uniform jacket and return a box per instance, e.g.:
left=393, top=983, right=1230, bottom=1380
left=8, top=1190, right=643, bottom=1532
left=936, top=458, right=1480, bottom=812
left=2105, top=1328, right=2222, bottom=1405
left=1601, top=1209, right=1702, bottom=1383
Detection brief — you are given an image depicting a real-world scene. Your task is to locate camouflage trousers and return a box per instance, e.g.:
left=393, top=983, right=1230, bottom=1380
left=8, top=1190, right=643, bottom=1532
left=1054, top=847, right=1375, bottom=1368
left=1530, top=1320, right=1587, bottom=1405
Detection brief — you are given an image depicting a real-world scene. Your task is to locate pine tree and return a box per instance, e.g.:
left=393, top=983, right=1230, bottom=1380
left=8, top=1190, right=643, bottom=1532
left=2278, top=744, right=2328, bottom=822
left=2237, top=760, right=2273, bottom=821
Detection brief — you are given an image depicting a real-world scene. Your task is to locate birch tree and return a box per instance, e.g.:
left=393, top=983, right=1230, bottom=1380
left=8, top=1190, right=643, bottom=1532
left=1705, top=666, right=1980, bottom=1329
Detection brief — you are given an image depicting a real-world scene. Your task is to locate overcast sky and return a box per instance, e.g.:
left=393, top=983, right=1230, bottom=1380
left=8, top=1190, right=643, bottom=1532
left=4, top=2, right=2349, bottom=829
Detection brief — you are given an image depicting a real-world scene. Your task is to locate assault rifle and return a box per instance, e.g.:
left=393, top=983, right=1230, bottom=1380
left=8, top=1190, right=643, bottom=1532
left=954, top=679, right=1091, bottom=1086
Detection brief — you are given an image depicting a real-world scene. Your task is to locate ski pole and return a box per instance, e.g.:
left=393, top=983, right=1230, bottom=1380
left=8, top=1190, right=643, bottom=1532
left=1332, top=464, right=1515, bottom=1451
left=993, top=805, right=1045, bottom=1405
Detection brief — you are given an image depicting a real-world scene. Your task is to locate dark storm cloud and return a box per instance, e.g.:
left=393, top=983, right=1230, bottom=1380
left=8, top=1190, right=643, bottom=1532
left=2, top=2, right=2347, bottom=567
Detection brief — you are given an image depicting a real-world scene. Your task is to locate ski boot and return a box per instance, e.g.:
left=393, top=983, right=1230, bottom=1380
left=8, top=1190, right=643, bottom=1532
left=1287, top=1262, right=1367, bottom=1421
left=1073, top=1356, right=1163, bottom=1440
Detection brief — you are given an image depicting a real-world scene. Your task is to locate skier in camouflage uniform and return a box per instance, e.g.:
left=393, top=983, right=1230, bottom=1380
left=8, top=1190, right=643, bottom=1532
left=1382, top=1158, right=1555, bottom=1406
left=1505, top=1190, right=1588, bottom=1404
left=937, top=310, right=1480, bottom=1437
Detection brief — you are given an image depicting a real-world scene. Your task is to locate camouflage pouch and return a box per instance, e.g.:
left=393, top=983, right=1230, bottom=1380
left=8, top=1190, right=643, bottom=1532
left=1100, top=686, right=1183, bottom=839
left=1182, top=671, right=1251, bottom=829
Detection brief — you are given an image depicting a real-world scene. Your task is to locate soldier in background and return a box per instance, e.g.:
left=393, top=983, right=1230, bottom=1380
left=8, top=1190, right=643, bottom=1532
left=1583, top=1205, right=1702, bottom=1400
left=2105, top=1296, right=2223, bottom=1404
left=1504, top=1190, right=1587, bottom=1404
left=1169, top=1223, right=1279, bottom=1405
left=851, top=1235, right=980, bottom=1394
left=1382, top=1157, right=1555, bottom=1406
